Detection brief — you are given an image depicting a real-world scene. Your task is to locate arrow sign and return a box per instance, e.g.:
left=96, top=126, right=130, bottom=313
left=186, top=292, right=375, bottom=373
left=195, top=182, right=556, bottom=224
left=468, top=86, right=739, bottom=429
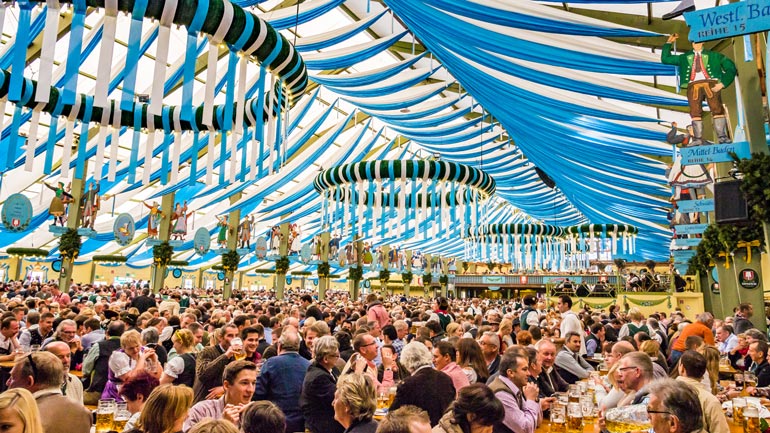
left=677, top=198, right=714, bottom=213
left=673, top=238, right=703, bottom=248
left=674, top=224, right=709, bottom=235
left=680, top=141, right=751, bottom=166
left=673, top=250, right=698, bottom=263
left=685, top=0, right=770, bottom=42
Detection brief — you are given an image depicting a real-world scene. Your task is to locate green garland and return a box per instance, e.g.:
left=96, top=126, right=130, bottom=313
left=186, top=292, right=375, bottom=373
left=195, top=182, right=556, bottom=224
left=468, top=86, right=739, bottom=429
left=6, top=247, right=49, bottom=257
left=439, top=274, right=449, bottom=285
left=153, top=241, right=173, bottom=266
left=222, top=250, right=240, bottom=272
left=317, top=262, right=331, bottom=277
left=349, top=266, right=364, bottom=282
left=169, top=260, right=190, bottom=267
left=379, top=269, right=391, bottom=282
left=59, top=228, right=81, bottom=260
left=423, top=272, right=433, bottom=286
left=92, top=255, right=127, bottom=263
left=579, top=299, right=617, bottom=309
left=736, top=153, right=770, bottom=223
left=687, top=221, right=765, bottom=274
left=292, top=271, right=312, bottom=276
left=624, top=295, right=671, bottom=308
left=275, top=256, right=290, bottom=274
left=401, top=271, right=413, bottom=284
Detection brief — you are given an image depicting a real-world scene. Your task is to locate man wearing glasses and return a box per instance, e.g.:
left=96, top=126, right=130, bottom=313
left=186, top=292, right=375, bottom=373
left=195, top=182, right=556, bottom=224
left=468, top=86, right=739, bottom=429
left=645, top=378, right=704, bottom=433
left=7, top=351, right=91, bottom=433
left=615, top=352, right=654, bottom=407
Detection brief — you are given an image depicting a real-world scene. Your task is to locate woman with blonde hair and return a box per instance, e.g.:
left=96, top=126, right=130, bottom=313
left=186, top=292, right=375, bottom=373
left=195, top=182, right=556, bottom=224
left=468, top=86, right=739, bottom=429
left=160, top=329, right=196, bottom=387
left=129, top=384, right=193, bottom=433
left=640, top=340, right=668, bottom=372
left=497, top=319, right=514, bottom=353
left=332, top=374, right=378, bottom=433
left=445, top=323, right=463, bottom=339
left=0, top=388, right=44, bottom=433
left=698, top=344, right=720, bottom=394
left=103, top=330, right=161, bottom=400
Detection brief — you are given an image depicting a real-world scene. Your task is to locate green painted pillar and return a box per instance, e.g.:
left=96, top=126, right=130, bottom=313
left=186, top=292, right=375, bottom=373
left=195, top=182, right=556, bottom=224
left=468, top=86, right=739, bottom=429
left=275, top=222, right=289, bottom=300
left=380, top=245, right=390, bottom=295
left=223, top=193, right=242, bottom=300
left=59, top=174, right=87, bottom=290
left=404, top=250, right=412, bottom=297
left=348, top=237, right=363, bottom=300
left=150, top=193, right=175, bottom=294
left=319, top=232, right=330, bottom=301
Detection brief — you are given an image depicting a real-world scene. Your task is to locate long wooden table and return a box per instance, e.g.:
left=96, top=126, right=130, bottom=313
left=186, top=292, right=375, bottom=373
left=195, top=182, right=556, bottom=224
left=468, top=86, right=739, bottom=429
left=1, top=359, right=82, bottom=376
left=535, top=420, right=746, bottom=433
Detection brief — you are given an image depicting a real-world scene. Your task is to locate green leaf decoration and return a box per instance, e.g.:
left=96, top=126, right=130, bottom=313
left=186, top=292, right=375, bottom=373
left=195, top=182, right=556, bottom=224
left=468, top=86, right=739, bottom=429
left=6, top=247, right=49, bottom=257
left=222, top=250, right=241, bottom=271
left=152, top=241, right=174, bottom=267
left=59, top=228, right=81, bottom=260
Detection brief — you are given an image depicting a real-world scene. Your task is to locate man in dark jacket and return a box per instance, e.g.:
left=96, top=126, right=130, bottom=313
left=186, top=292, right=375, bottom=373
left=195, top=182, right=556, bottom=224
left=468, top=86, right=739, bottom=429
left=748, top=340, right=770, bottom=388
left=192, top=324, right=239, bottom=402
left=389, top=342, right=455, bottom=426
left=299, top=336, right=344, bottom=433
left=82, top=320, right=125, bottom=405
left=130, top=288, right=157, bottom=313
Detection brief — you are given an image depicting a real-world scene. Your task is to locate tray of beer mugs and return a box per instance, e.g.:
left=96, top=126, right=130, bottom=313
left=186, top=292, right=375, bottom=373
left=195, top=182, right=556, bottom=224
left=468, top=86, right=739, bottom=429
left=723, top=397, right=770, bottom=419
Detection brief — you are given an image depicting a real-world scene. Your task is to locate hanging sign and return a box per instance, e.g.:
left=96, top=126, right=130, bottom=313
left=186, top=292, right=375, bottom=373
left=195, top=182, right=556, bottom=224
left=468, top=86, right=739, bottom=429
left=685, top=0, right=770, bottom=42
left=673, top=238, right=702, bottom=248
left=255, top=237, right=267, bottom=260
left=113, top=213, right=136, bottom=246
left=300, top=244, right=312, bottom=264
left=677, top=198, right=714, bottom=213
left=739, top=268, right=760, bottom=289
left=680, top=141, right=751, bottom=165
left=675, top=224, right=709, bottom=235
left=1, top=193, right=33, bottom=232
left=482, top=276, right=504, bottom=284
left=193, top=227, right=211, bottom=256
left=672, top=250, right=698, bottom=263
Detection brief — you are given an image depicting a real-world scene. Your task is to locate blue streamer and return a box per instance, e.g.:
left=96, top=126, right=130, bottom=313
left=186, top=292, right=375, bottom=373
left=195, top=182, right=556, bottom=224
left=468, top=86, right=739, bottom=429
left=128, top=105, right=142, bottom=184
left=181, top=0, right=208, bottom=121
left=8, top=0, right=34, bottom=102
left=161, top=133, right=171, bottom=185
left=6, top=106, right=24, bottom=169
left=61, top=0, right=87, bottom=104
left=120, top=0, right=149, bottom=112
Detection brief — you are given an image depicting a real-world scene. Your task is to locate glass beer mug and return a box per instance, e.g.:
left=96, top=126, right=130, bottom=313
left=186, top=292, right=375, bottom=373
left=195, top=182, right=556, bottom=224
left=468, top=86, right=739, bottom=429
left=96, top=399, right=116, bottom=433
left=549, top=403, right=566, bottom=433
left=567, top=402, right=582, bottom=433
left=744, top=406, right=761, bottom=433
left=604, top=404, right=652, bottom=433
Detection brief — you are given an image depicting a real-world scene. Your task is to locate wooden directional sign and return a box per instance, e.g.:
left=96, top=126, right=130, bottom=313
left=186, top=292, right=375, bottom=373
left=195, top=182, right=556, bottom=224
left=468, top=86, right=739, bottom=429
left=674, top=224, right=709, bottom=235
left=685, top=0, right=770, bottom=42
left=680, top=141, right=751, bottom=166
left=673, top=249, right=698, bottom=263
left=677, top=198, right=714, bottom=213
left=673, top=238, right=702, bottom=248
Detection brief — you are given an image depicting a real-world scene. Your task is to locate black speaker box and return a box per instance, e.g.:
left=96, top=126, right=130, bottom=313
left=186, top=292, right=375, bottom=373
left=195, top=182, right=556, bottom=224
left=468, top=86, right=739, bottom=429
left=714, top=180, right=749, bottom=223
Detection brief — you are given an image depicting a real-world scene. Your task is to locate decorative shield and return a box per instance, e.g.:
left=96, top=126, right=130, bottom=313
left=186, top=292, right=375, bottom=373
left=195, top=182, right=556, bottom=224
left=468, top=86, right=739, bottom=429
left=193, top=227, right=211, bottom=256
left=255, top=237, right=268, bottom=260
left=172, top=268, right=183, bottom=278
left=300, top=244, right=312, bottom=264
left=1, top=193, right=32, bottom=232
left=113, top=213, right=136, bottom=246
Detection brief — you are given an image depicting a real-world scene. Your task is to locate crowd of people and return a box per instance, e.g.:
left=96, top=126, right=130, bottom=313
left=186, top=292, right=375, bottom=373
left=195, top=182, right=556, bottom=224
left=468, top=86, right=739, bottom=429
left=0, top=280, right=767, bottom=433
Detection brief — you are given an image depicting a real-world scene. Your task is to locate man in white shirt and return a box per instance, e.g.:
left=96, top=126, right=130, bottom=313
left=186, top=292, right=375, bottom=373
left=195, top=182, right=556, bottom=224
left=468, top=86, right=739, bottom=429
left=557, top=296, right=586, bottom=356
left=716, top=324, right=738, bottom=354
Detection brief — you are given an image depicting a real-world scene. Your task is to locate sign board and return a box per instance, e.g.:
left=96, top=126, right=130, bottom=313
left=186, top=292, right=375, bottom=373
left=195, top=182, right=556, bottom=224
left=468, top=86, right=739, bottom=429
left=685, top=0, right=770, bottom=42
left=739, top=268, right=760, bottom=289
left=680, top=141, right=751, bottom=166
left=113, top=213, right=136, bottom=246
left=255, top=237, right=267, bottom=260
left=672, top=249, right=698, bottom=263
left=1, top=193, right=33, bottom=232
left=482, top=275, right=505, bottom=284
left=673, top=238, right=702, bottom=248
left=300, top=244, right=312, bottom=264
left=193, top=228, right=211, bottom=256
left=674, top=224, right=709, bottom=235
left=677, top=198, right=714, bottom=213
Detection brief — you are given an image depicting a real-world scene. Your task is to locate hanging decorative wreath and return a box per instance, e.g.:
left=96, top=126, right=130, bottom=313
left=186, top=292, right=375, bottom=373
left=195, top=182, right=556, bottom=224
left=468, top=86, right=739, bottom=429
left=439, top=274, right=449, bottom=286
left=92, top=255, right=127, bottom=263
left=379, top=269, right=391, bottom=282
left=222, top=250, right=241, bottom=272
left=6, top=247, right=49, bottom=258
left=275, top=256, right=290, bottom=274
left=59, top=228, right=81, bottom=260
left=401, top=271, right=413, bottom=284
left=317, top=262, right=331, bottom=277
left=349, top=266, right=363, bottom=282
left=423, top=272, right=433, bottom=286
left=153, top=241, right=173, bottom=266
left=687, top=221, right=764, bottom=274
